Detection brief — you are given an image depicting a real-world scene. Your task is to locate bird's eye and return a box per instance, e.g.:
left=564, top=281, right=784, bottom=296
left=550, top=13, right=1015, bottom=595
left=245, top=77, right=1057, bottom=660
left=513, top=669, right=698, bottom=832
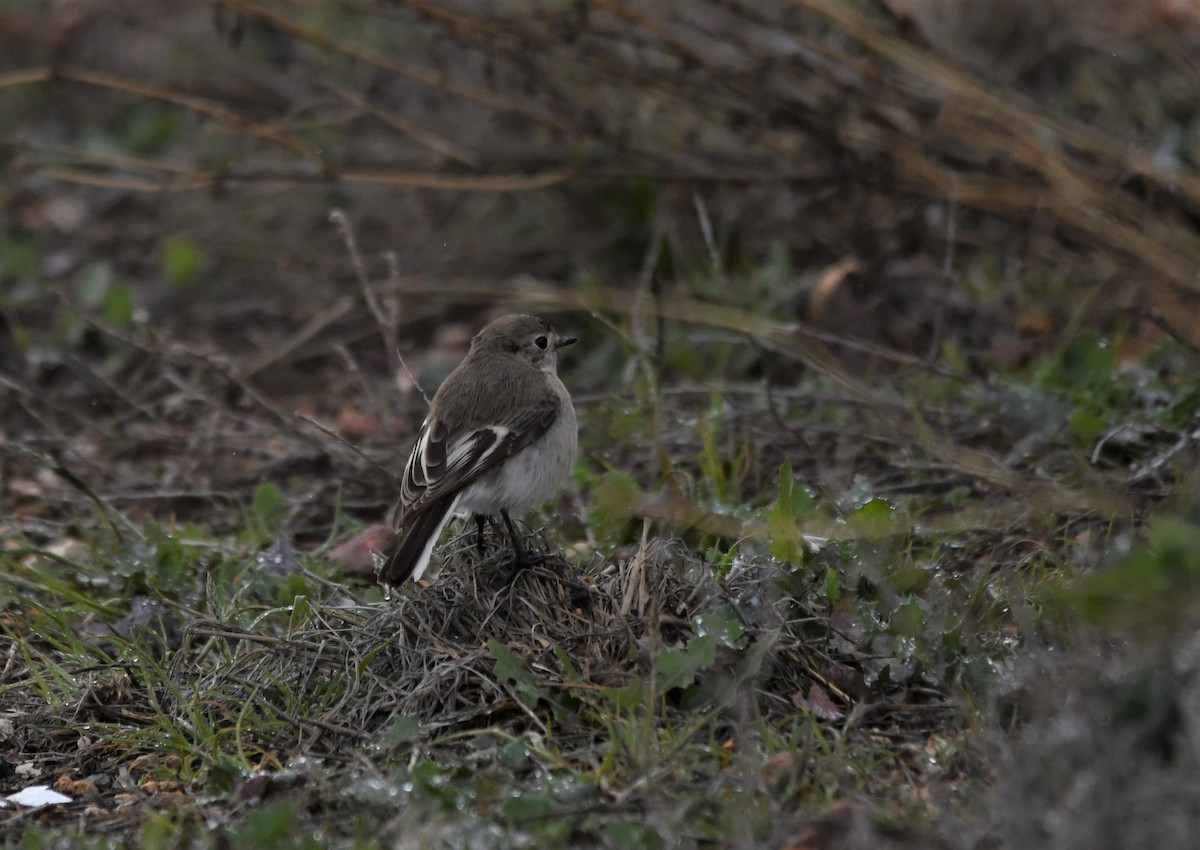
left=534, top=335, right=549, bottom=350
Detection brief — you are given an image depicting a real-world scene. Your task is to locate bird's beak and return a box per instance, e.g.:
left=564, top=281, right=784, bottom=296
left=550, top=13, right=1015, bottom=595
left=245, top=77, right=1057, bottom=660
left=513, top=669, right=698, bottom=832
left=557, top=336, right=578, bottom=349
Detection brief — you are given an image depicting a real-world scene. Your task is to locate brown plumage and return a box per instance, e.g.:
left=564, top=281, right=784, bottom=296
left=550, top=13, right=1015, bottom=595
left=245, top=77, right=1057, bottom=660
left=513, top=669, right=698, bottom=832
left=378, top=315, right=578, bottom=588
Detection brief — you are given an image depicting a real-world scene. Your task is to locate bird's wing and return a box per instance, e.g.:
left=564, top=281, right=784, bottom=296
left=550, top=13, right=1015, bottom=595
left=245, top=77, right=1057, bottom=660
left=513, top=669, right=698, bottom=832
left=391, top=395, right=559, bottom=529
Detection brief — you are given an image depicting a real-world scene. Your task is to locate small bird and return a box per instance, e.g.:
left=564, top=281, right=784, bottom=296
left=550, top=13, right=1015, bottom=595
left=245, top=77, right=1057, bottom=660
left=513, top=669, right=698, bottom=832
left=378, top=314, right=578, bottom=587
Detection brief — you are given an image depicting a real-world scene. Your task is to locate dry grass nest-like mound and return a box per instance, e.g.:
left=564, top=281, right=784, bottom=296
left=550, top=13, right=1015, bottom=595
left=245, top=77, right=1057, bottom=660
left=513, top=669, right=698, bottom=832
left=179, top=526, right=811, bottom=756
left=352, top=527, right=791, bottom=724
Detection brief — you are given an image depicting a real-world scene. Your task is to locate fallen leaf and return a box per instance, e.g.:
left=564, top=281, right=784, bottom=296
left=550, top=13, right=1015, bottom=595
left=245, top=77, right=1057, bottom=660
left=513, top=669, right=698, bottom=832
left=335, top=405, right=381, bottom=441
left=54, top=775, right=97, bottom=797
left=139, top=778, right=184, bottom=794
left=761, top=751, right=797, bottom=786
left=328, top=524, right=395, bottom=577
left=792, top=683, right=846, bottom=722
left=806, top=257, right=861, bottom=324
left=820, top=662, right=867, bottom=701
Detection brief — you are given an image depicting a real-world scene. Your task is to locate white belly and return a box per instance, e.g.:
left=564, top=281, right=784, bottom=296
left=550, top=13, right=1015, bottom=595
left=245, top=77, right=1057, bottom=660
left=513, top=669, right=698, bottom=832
left=455, top=388, right=577, bottom=517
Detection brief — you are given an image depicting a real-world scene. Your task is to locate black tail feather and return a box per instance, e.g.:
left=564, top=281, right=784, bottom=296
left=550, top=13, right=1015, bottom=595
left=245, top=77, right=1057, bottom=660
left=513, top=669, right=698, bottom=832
left=378, top=495, right=457, bottom=586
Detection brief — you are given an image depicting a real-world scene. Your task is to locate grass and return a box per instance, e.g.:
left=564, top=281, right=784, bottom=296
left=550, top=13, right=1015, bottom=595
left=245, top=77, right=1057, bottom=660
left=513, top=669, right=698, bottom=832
left=7, top=255, right=1200, bottom=845
left=7, top=316, right=1197, bottom=848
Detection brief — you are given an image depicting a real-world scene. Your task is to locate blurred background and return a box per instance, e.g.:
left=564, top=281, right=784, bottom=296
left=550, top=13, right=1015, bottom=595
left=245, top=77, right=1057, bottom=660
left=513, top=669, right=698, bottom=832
left=5, top=0, right=1200, bottom=527
left=6, top=0, right=1200, bottom=355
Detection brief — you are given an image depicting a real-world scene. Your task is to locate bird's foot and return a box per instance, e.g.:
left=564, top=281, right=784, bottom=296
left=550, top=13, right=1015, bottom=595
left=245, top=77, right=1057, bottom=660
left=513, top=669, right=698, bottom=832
left=499, top=510, right=546, bottom=573
left=510, top=546, right=546, bottom=569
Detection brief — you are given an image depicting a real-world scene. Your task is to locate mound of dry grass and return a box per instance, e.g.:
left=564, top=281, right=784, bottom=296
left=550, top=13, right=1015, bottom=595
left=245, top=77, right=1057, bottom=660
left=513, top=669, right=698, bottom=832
left=181, top=531, right=790, bottom=747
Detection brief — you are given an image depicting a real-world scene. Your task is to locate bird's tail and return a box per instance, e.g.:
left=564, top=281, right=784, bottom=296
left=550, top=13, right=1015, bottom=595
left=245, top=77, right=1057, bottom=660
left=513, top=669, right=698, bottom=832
left=378, top=493, right=460, bottom=586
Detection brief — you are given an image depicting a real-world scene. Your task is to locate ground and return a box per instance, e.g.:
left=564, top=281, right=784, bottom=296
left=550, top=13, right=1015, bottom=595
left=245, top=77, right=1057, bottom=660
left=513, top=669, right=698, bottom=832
left=3, top=2, right=1200, bottom=848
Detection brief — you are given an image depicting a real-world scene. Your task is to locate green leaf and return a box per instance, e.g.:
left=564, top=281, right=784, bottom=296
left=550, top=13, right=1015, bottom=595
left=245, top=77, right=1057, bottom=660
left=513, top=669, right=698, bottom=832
left=252, top=482, right=287, bottom=536
left=205, top=754, right=244, bottom=795
left=605, top=820, right=664, bottom=850
left=498, top=739, right=531, bottom=768
left=823, top=566, right=842, bottom=604
left=0, top=236, right=37, bottom=281
left=503, top=789, right=554, bottom=822
left=656, top=633, right=716, bottom=692
left=161, top=234, right=203, bottom=285
left=555, top=645, right=581, bottom=682
left=1068, top=407, right=1107, bottom=444
left=380, top=714, right=421, bottom=746
left=123, top=102, right=181, bottom=155
left=1074, top=517, right=1200, bottom=634
left=852, top=497, right=895, bottom=537
left=139, top=810, right=187, bottom=850
left=775, top=462, right=813, bottom=518
left=1161, top=385, right=1200, bottom=429
left=766, top=464, right=816, bottom=562
left=693, top=606, right=746, bottom=650
left=593, top=470, right=642, bottom=518
left=285, top=590, right=311, bottom=629
left=766, top=511, right=804, bottom=564
left=1057, top=331, right=1114, bottom=391
left=601, top=680, right=645, bottom=709
left=76, top=261, right=113, bottom=310
left=890, top=597, right=926, bottom=638
left=231, top=802, right=322, bottom=850
left=681, top=628, right=780, bottom=711
left=591, top=470, right=643, bottom=543
left=101, top=283, right=136, bottom=328
left=489, top=640, right=547, bottom=706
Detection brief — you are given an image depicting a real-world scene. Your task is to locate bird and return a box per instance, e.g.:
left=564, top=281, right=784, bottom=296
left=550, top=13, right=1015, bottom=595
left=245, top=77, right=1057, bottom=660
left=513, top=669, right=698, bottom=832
left=377, top=314, right=578, bottom=587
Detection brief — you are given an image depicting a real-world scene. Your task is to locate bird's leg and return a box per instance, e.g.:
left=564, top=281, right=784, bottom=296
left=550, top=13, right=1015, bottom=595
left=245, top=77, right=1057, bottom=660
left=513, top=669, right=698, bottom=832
left=474, top=514, right=488, bottom=554
left=501, top=510, right=544, bottom=568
